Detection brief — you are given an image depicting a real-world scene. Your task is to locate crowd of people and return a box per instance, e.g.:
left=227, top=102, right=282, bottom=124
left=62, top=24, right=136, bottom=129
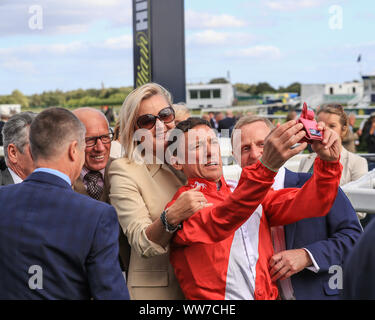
left=0, top=82, right=374, bottom=300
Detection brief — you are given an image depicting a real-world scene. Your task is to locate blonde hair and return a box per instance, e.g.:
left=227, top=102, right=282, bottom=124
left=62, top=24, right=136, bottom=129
left=119, top=83, right=172, bottom=163
left=317, top=104, right=348, bottom=138
left=172, top=103, right=190, bottom=124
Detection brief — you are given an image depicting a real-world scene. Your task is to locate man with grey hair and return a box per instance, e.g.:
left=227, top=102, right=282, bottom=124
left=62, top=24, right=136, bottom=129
left=0, top=107, right=129, bottom=300
left=0, top=112, right=36, bottom=185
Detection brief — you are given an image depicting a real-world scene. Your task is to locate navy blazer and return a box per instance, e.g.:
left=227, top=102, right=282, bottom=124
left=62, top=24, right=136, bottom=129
left=343, top=219, right=375, bottom=299
left=283, top=169, right=362, bottom=300
left=0, top=171, right=129, bottom=300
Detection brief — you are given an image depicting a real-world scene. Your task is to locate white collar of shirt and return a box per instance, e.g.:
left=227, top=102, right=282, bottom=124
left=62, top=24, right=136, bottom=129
left=80, top=166, right=105, bottom=181
left=33, top=168, right=71, bottom=185
left=8, top=168, right=23, bottom=184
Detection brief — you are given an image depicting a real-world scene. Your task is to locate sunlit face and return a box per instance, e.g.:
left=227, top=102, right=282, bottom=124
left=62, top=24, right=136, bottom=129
left=234, top=121, right=271, bottom=168
left=179, top=125, right=223, bottom=182
left=80, top=112, right=111, bottom=171
left=317, top=112, right=345, bottom=140
left=136, top=94, right=175, bottom=155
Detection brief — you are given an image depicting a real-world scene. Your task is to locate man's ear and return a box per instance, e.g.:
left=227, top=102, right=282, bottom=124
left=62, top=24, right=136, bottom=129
left=7, top=144, right=18, bottom=164
left=68, top=141, right=79, bottom=161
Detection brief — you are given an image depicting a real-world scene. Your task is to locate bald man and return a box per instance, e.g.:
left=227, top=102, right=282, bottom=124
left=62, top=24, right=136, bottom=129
left=72, top=107, right=112, bottom=202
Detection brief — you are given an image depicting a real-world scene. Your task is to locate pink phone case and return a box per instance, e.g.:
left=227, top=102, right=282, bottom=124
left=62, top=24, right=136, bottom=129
left=297, top=103, right=323, bottom=143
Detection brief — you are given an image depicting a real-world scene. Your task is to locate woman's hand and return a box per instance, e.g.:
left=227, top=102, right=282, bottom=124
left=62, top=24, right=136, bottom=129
left=167, top=186, right=213, bottom=226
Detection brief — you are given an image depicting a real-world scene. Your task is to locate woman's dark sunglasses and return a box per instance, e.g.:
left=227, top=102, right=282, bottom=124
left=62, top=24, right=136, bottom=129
left=136, top=106, right=175, bottom=129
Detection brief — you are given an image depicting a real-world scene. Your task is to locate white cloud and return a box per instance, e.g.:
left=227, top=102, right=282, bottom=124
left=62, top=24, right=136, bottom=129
left=55, top=24, right=90, bottom=35
left=102, top=35, right=133, bottom=50
left=264, top=0, right=329, bottom=11
left=186, top=10, right=247, bottom=29
left=188, top=30, right=254, bottom=46
left=0, top=0, right=132, bottom=36
left=1, top=57, right=37, bottom=74
left=226, top=45, right=281, bottom=59
left=0, top=33, right=134, bottom=56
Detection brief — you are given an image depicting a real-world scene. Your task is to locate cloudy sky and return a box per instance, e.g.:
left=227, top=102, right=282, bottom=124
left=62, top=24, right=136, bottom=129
left=1, top=0, right=374, bottom=95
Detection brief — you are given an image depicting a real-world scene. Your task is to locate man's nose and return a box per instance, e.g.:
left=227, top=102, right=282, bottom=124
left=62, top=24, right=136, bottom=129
left=249, top=146, right=262, bottom=161
left=94, top=138, right=105, bottom=151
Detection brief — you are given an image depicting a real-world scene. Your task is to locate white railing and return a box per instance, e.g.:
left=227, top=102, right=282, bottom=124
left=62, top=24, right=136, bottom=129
left=342, top=170, right=375, bottom=214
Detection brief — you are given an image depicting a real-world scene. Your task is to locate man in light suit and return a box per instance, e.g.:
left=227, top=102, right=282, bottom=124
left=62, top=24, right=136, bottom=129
left=0, top=107, right=129, bottom=300
left=0, top=112, right=36, bottom=185
left=232, top=115, right=362, bottom=300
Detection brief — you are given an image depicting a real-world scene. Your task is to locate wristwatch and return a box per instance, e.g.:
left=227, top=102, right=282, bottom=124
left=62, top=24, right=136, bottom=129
left=160, top=208, right=182, bottom=233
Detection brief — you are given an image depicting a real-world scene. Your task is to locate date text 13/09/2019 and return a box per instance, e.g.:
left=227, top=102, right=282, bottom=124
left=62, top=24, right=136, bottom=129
left=139, top=304, right=236, bottom=317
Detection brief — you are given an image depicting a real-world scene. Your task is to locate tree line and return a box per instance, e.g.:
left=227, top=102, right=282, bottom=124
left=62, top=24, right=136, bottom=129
left=0, top=81, right=301, bottom=108
left=0, top=87, right=133, bottom=109
left=209, top=78, right=301, bottom=96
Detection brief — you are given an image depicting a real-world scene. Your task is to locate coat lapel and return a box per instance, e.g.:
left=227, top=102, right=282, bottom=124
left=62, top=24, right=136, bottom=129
left=0, top=168, right=15, bottom=186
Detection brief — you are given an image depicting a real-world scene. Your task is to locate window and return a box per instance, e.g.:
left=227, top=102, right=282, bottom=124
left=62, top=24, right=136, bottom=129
left=200, top=90, right=211, bottom=99
left=190, top=90, right=198, bottom=99
left=329, top=87, right=334, bottom=95
left=353, top=87, right=356, bottom=94
left=213, top=89, right=221, bottom=98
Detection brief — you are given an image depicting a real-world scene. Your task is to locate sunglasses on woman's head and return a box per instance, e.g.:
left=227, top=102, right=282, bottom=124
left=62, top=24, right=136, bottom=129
left=136, top=106, right=175, bottom=129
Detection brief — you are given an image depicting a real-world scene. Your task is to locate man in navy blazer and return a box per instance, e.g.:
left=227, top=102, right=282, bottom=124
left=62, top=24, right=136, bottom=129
left=232, top=115, right=362, bottom=300
left=343, top=219, right=375, bottom=299
left=0, top=108, right=129, bottom=300
left=272, top=167, right=362, bottom=299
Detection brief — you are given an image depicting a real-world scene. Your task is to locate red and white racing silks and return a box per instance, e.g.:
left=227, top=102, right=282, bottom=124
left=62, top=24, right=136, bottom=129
left=167, top=158, right=342, bottom=300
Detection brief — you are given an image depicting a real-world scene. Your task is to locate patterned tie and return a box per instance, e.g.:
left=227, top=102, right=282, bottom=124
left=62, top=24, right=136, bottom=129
left=84, top=171, right=103, bottom=200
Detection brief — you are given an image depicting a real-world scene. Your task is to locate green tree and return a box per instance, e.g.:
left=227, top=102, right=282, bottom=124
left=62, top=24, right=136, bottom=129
left=254, top=82, right=276, bottom=95
left=29, top=94, right=43, bottom=107
left=10, top=89, right=29, bottom=107
left=209, top=77, right=229, bottom=84
left=285, top=82, right=301, bottom=95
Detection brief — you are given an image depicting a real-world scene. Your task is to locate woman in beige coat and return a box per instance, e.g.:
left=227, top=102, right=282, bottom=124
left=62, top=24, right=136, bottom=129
left=109, top=83, right=209, bottom=300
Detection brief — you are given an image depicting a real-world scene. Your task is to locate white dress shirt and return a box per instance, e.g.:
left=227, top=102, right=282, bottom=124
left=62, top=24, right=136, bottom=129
left=8, top=168, right=23, bottom=184
left=271, top=167, right=320, bottom=300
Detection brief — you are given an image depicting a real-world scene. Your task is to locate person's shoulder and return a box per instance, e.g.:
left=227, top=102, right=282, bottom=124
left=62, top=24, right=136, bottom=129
left=110, top=157, right=143, bottom=170
left=70, top=191, right=115, bottom=218
left=109, top=157, right=148, bottom=178
left=298, top=152, right=316, bottom=170
left=346, top=149, right=368, bottom=166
